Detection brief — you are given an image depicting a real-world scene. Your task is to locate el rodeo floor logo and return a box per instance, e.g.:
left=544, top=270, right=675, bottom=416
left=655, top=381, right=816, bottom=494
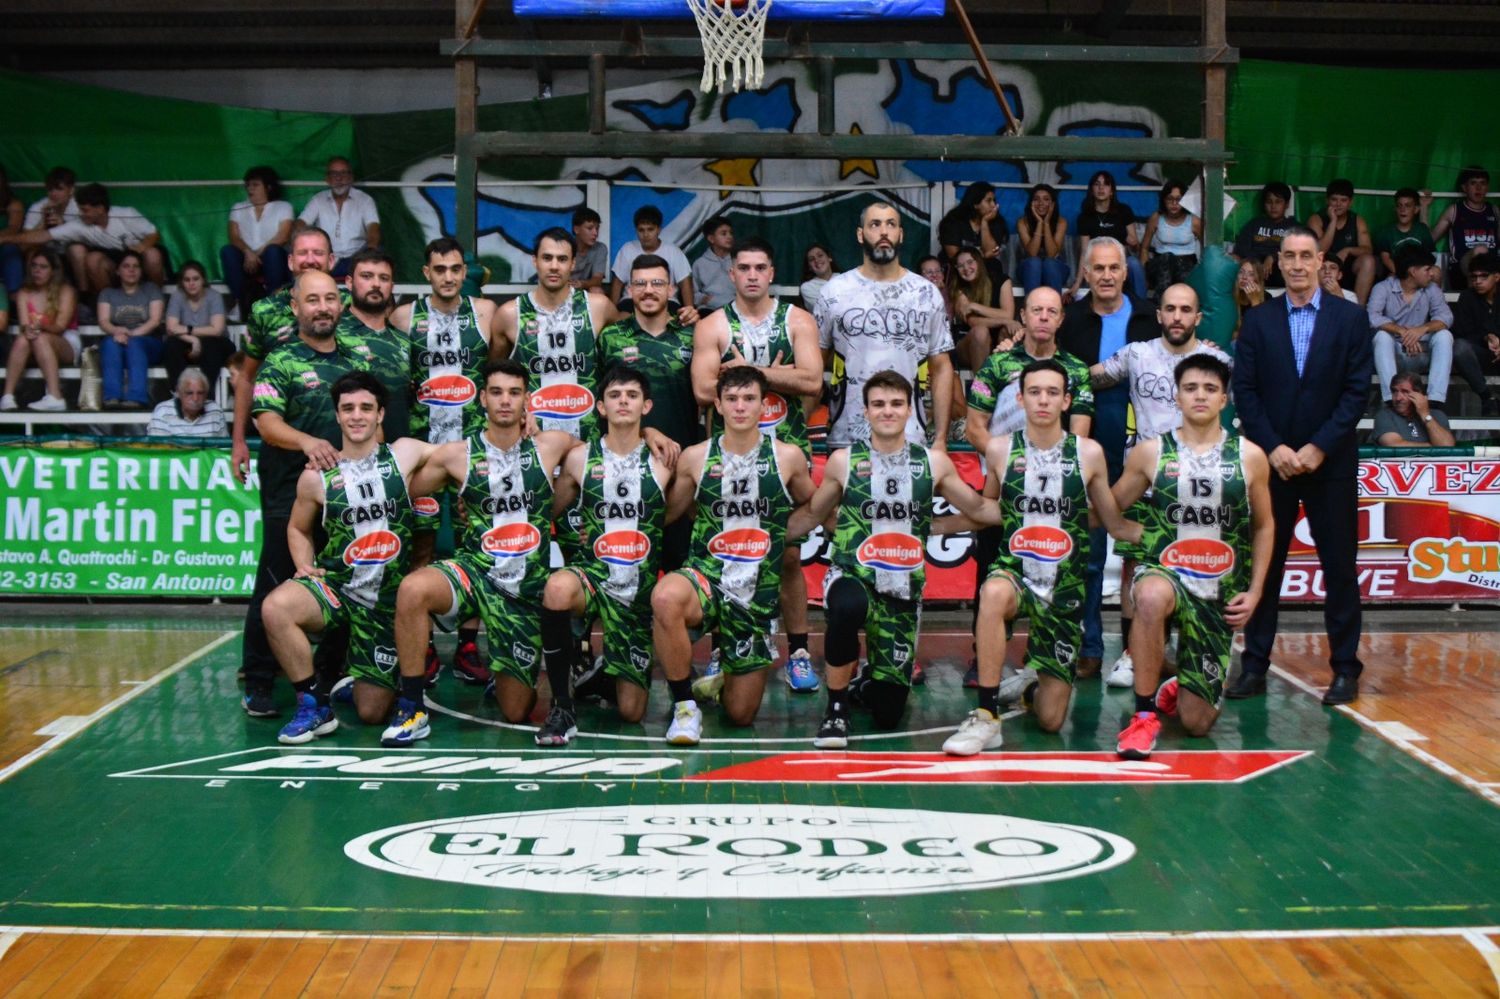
left=343, top=803, right=1135, bottom=898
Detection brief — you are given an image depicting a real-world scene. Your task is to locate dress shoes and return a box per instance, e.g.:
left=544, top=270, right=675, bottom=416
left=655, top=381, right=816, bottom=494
left=1075, top=656, right=1102, bottom=679
left=1322, top=674, right=1359, bottom=705
left=1225, top=669, right=1267, bottom=699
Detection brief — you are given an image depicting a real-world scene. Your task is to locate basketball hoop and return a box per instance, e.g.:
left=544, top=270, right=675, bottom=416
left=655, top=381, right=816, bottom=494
left=687, top=0, right=772, bottom=94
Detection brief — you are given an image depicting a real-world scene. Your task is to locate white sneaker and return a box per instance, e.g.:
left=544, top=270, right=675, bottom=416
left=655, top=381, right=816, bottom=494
left=0, top=394, right=16, bottom=412
left=665, top=700, right=703, bottom=745
left=1105, top=652, right=1135, bottom=688
left=691, top=650, right=724, bottom=701
left=999, top=665, right=1038, bottom=705
left=29, top=394, right=66, bottom=412
left=943, top=708, right=1003, bottom=756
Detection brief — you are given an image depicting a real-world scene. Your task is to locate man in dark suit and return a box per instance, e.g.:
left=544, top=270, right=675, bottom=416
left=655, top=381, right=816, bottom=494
left=1229, top=226, right=1373, bottom=705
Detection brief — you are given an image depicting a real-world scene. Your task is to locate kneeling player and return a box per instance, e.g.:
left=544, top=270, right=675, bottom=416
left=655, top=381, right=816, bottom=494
left=1110, top=354, right=1271, bottom=758
left=651, top=365, right=815, bottom=745
left=384, top=359, right=580, bottom=746
left=263, top=373, right=440, bottom=744
left=537, top=366, right=671, bottom=745
left=944, top=359, right=1140, bottom=755
left=787, top=370, right=997, bottom=748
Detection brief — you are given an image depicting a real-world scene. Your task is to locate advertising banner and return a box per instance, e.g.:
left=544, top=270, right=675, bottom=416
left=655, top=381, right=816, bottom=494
left=0, top=441, right=260, bottom=598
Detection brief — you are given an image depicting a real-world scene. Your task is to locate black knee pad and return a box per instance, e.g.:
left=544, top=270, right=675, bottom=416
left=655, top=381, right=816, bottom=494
left=822, top=576, right=869, bottom=667
left=862, top=678, right=909, bottom=730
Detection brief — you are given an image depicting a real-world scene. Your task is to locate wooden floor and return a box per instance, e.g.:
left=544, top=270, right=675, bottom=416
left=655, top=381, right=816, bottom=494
left=0, top=619, right=1497, bottom=997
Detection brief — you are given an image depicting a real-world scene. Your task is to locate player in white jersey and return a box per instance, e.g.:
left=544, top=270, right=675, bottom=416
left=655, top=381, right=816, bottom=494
left=1089, top=284, right=1232, bottom=690
left=817, top=201, right=955, bottom=451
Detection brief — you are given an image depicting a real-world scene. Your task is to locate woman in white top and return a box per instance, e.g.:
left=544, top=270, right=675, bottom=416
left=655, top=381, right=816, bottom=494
left=1139, top=179, right=1202, bottom=300
left=799, top=242, right=836, bottom=314
left=220, top=165, right=292, bottom=315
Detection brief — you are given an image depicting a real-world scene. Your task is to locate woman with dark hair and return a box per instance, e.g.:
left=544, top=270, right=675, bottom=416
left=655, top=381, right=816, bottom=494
left=0, top=166, right=24, bottom=293
left=799, top=241, right=837, bottom=313
left=221, top=165, right=293, bottom=316
left=0, top=248, right=79, bottom=412
left=1139, top=179, right=1202, bottom=299
left=948, top=246, right=1018, bottom=368
left=1070, top=170, right=1147, bottom=299
left=162, top=259, right=232, bottom=390
left=1015, top=183, right=1068, bottom=293
left=1232, top=180, right=1298, bottom=287
left=96, top=249, right=164, bottom=409
left=939, top=181, right=1009, bottom=284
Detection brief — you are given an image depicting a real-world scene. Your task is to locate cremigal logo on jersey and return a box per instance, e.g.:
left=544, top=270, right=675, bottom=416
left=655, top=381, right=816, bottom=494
left=417, top=375, right=477, bottom=408
left=1162, top=538, right=1235, bottom=579
left=413, top=496, right=441, bottom=518
left=857, top=532, right=924, bottom=572
left=708, top=528, right=772, bottom=564
left=344, top=804, right=1135, bottom=899
left=1009, top=525, right=1073, bottom=563
left=529, top=385, right=594, bottom=420
left=481, top=523, right=543, bottom=559
left=759, top=393, right=788, bottom=430
left=594, top=530, right=651, bottom=567
left=343, top=530, right=402, bottom=566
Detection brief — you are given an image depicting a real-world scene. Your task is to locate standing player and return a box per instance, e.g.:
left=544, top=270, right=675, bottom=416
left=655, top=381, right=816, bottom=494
left=390, top=237, right=500, bottom=684
left=651, top=366, right=816, bottom=745
left=1109, top=355, right=1272, bottom=759
left=383, top=359, right=580, bottom=746
left=818, top=201, right=955, bottom=453
left=340, top=248, right=412, bottom=443
left=786, top=371, right=997, bottom=749
left=537, top=366, right=671, bottom=745
left=943, top=359, right=1140, bottom=755
left=691, top=236, right=825, bottom=692
left=260, top=373, right=435, bottom=744
left=1088, top=283, right=1232, bottom=689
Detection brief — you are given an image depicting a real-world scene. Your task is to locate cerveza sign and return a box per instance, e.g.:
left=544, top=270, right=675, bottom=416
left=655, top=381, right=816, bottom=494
left=344, top=804, right=1135, bottom=898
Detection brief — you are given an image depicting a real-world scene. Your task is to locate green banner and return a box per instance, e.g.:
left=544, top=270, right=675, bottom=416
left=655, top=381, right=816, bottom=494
left=0, top=440, right=260, bottom=597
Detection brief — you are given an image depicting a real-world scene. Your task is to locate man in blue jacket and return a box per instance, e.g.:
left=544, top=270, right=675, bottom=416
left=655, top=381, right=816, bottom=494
left=1229, top=226, right=1373, bottom=705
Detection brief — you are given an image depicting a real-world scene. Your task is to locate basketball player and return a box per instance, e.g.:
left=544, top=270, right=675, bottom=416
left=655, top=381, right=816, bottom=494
left=1110, top=354, right=1272, bottom=759
left=691, top=236, right=824, bottom=693
left=652, top=365, right=816, bottom=745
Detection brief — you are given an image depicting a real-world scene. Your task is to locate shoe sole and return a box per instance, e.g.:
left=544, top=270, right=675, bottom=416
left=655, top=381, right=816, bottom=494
left=1117, top=745, right=1155, bottom=761
left=452, top=667, right=490, bottom=687
left=812, top=735, right=848, bottom=750
left=665, top=732, right=701, bottom=746
left=381, top=723, right=430, bottom=747
left=243, top=707, right=280, bottom=718
left=1224, top=682, right=1266, bottom=700
left=1105, top=672, right=1135, bottom=689
left=786, top=676, right=821, bottom=693
left=279, top=717, right=338, bottom=745
left=535, top=726, right=579, bottom=747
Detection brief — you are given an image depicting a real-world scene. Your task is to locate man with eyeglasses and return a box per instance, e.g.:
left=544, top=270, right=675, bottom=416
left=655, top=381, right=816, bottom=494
left=296, top=156, right=381, bottom=278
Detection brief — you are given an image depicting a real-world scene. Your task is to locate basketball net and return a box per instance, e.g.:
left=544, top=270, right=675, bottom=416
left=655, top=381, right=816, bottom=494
left=687, top=0, right=772, bottom=93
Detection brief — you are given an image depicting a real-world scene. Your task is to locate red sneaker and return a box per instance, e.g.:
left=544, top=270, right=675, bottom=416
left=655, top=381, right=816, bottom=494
left=451, top=640, right=489, bottom=686
left=911, top=662, right=927, bottom=686
left=1116, top=711, right=1162, bottom=760
left=1154, top=676, right=1179, bottom=717
left=423, top=643, right=441, bottom=688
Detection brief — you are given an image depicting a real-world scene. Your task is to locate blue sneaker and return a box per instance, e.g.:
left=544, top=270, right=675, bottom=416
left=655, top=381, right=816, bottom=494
left=330, top=676, right=355, bottom=705
left=381, top=698, right=430, bottom=747
left=784, top=648, right=820, bottom=693
left=277, top=693, right=337, bottom=745
left=691, top=650, right=723, bottom=701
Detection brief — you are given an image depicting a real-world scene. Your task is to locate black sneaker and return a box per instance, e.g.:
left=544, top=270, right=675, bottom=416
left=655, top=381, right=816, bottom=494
left=535, top=704, right=578, bottom=747
left=962, top=659, right=980, bottom=688
left=242, top=689, right=279, bottom=718
left=813, top=709, right=849, bottom=750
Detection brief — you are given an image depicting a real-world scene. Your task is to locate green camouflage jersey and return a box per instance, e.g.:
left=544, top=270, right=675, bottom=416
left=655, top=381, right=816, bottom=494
left=407, top=295, right=488, bottom=443
left=830, top=441, right=934, bottom=602
left=244, top=285, right=353, bottom=362
left=992, top=431, right=1090, bottom=611
left=456, top=431, right=554, bottom=600
left=689, top=433, right=792, bottom=612
left=1139, top=431, right=1251, bottom=603
left=338, top=315, right=413, bottom=442
left=251, top=337, right=368, bottom=518
left=966, top=345, right=1094, bottom=439
left=721, top=300, right=808, bottom=453
left=597, top=316, right=701, bottom=447
left=574, top=439, right=667, bottom=607
left=513, top=289, right=598, bottom=439
left=316, top=444, right=415, bottom=608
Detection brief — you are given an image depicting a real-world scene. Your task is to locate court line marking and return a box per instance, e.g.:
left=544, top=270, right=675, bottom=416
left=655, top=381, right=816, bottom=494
left=1461, top=928, right=1500, bottom=993
left=0, top=631, right=237, bottom=785
left=1268, top=663, right=1500, bottom=808
left=0, top=923, right=1495, bottom=946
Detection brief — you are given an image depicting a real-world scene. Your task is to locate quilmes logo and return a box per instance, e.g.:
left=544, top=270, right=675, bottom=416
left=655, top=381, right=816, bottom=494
left=413, top=496, right=441, bottom=518
left=708, top=528, right=772, bottom=564
left=759, top=392, right=789, bottom=431
left=418, top=374, right=477, bottom=408
left=344, top=804, right=1135, bottom=899
left=343, top=530, right=401, bottom=566
left=1162, top=538, right=1235, bottom=579
left=481, top=522, right=543, bottom=559
left=594, top=530, right=651, bottom=567
left=856, top=532, right=924, bottom=572
left=530, top=384, right=594, bottom=420
left=1009, top=525, right=1072, bottom=563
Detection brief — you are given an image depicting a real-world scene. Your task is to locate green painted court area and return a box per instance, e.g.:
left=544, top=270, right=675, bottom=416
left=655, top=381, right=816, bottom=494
left=0, top=621, right=1496, bottom=940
